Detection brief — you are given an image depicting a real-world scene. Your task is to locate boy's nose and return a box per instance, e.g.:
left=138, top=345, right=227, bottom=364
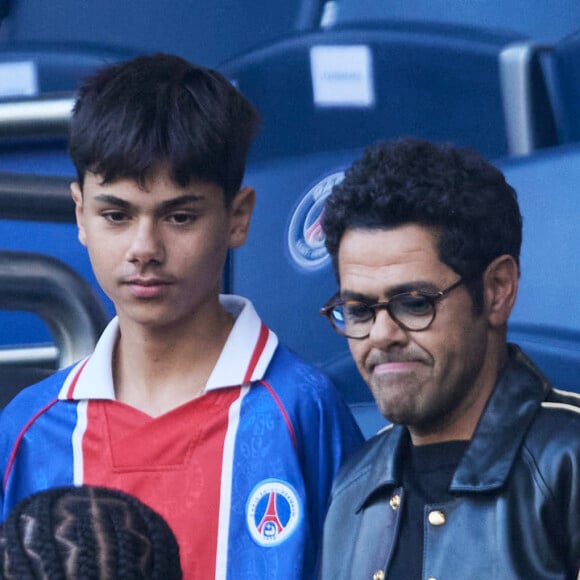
left=126, top=219, right=164, bottom=264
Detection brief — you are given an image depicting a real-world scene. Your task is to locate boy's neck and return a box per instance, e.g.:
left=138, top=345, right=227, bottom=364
left=112, top=306, right=234, bottom=417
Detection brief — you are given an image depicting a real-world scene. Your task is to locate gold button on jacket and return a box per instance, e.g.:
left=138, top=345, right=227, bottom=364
left=428, top=510, right=446, bottom=526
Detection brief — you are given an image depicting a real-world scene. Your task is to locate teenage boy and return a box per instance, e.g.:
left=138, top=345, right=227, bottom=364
left=0, top=53, right=363, bottom=579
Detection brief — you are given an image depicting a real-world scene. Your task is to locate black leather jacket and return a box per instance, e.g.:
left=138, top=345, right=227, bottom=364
left=321, top=346, right=580, bottom=579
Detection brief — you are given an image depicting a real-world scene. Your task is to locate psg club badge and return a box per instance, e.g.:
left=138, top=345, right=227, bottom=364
left=246, top=479, right=301, bottom=547
left=287, top=171, right=345, bottom=272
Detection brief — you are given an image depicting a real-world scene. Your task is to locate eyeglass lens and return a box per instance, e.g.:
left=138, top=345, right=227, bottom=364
left=324, top=278, right=465, bottom=338
left=331, top=293, right=436, bottom=337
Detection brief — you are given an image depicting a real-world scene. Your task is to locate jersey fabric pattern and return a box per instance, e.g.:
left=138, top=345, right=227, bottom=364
left=0, top=295, right=364, bottom=579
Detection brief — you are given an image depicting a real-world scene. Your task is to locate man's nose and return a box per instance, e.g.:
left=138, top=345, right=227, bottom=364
left=366, top=308, right=408, bottom=348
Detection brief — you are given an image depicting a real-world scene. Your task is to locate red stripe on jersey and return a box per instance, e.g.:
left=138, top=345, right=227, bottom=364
left=65, top=358, right=90, bottom=399
left=3, top=399, right=58, bottom=489
left=80, top=387, right=242, bottom=579
left=260, top=380, right=297, bottom=450
left=243, top=323, right=269, bottom=384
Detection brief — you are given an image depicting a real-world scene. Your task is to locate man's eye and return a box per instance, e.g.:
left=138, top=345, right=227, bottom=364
left=168, top=213, right=196, bottom=225
left=343, top=303, right=373, bottom=322
left=395, top=294, right=432, bottom=316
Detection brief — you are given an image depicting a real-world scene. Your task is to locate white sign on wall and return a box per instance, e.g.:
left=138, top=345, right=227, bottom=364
left=310, top=45, right=374, bottom=108
left=0, top=61, right=39, bottom=98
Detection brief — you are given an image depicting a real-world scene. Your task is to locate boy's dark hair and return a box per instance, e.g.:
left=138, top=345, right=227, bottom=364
left=0, top=485, right=182, bottom=579
left=322, top=138, right=522, bottom=310
left=69, top=53, right=260, bottom=204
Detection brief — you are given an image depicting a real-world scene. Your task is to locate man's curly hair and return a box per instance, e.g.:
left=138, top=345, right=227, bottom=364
left=0, top=486, right=182, bottom=580
left=322, top=138, right=522, bottom=309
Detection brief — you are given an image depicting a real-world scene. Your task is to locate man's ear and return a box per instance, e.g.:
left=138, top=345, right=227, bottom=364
left=70, top=182, right=87, bottom=246
left=229, top=186, right=255, bottom=249
left=483, top=254, right=519, bottom=327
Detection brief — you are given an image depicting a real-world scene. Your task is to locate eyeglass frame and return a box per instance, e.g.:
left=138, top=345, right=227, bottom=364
left=319, top=278, right=466, bottom=339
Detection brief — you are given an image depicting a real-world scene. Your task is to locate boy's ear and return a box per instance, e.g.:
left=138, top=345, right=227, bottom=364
left=70, top=182, right=87, bottom=246
left=483, top=254, right=519, bottom=327
left=229, top=186, right=255, bottom=249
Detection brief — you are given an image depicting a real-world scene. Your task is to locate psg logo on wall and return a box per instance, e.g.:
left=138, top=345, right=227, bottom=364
left=246, top=479, right=301, bottom=547
left=287, top=171, right=345, bottom=272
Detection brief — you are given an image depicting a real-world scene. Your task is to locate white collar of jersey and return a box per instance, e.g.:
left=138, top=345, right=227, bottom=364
left=58, top=294, right=279, bottom=401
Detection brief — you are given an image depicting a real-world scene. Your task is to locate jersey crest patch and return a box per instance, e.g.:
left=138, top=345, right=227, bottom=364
left=246, top=479, right=301, bottom=547
left=287, top=170, right=344, bottom=271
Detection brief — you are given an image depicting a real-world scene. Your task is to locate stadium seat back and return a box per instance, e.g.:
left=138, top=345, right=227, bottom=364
left=222, top=22, right=556, bottom=163
left=546, top=29, right=580, bottom=145
left=328, top=0, right=580, bottom=43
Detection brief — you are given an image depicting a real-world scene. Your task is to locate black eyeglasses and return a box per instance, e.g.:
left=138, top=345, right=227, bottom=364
left=320, top=278, right=465, bottom=339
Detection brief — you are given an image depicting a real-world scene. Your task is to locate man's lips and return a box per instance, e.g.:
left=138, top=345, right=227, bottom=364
left=372, top=361, right=420, bottom=374
left=366, top=352, right=427, bottom=375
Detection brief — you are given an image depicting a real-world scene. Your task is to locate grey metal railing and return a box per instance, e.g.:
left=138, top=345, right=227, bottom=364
left=0, top=94, right=74, bottom=139
left=0, top=171, right=74, bottom=221
left=0, top=251, right=108, bottom=368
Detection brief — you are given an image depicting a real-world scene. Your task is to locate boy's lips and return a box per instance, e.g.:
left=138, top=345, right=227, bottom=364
left=122, top=276, right=173, bottom=298
left=124, top=276, right=172, bottom=286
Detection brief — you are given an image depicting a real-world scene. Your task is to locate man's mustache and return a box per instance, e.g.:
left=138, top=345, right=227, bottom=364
left=365, top=349, right=431, bottom=369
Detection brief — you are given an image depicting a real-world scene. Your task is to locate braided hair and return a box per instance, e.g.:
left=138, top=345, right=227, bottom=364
left=0, top=485, right=182, bottom=579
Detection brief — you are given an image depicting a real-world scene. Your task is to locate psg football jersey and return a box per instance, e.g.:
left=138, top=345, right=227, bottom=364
left=0, top=295, right=364, bottom=578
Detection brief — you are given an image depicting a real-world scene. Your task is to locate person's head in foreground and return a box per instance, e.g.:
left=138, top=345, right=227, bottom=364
left=0, top=485, right=182, bottom=579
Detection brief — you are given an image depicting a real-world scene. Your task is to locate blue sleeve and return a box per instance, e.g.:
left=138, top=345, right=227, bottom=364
left=295, top=370, right=364, bottom=539
left=270, top=347, right=365, bottom=576
left=0, top=370, right=69, bottom=521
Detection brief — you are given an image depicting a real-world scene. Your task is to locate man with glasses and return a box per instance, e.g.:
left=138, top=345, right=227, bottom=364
left=319, top=138, right=580, bottom=579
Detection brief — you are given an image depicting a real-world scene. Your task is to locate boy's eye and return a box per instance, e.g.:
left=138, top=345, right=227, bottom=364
left=168, top=213, right=196, bottom=225
left=102, top=211, right=128, bottom=223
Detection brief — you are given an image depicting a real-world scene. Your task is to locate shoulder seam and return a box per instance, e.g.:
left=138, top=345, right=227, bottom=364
left=332, top=433, right=394, bottom=499
left=3, top=398, right=59, bottom=491
left=332, top=461, right=375, bottom=500
left=259, top=379, right=297, bottom=451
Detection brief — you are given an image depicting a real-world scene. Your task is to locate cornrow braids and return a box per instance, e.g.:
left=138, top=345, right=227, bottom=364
left=0, top=486, right=182, bottom=579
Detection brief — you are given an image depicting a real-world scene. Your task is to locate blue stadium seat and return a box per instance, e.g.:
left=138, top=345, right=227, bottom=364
left=493, top=141, right=580, bottom=396
left=326, top=0, right=580, bottom=44
left=0, top=0, right=305, bottom=68
left=0, top=46, right=134, bottom=98
left=0, top=0, right=8, bottom=22
left=220, top=22, right=557, bottom=163
left=0, top=47, right=131, bottom=173
left=497, top=143, right=580, bottom=348
left=545, top=29, right=580, bottom=145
